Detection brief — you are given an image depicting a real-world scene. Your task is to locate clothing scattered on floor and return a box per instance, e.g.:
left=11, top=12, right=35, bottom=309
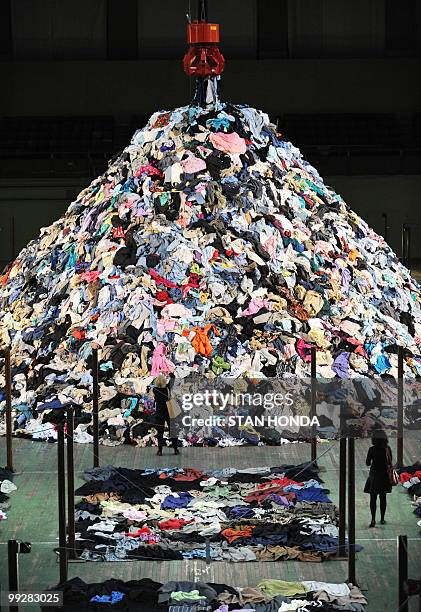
left=0, top=466, right=16, bottom=520
left=398, top=463, right=421, bottom=528
left=43, top=577, right=367, bottom=611
left=72, top=463, right=362, bottom=563
left=0, top=101, right=420, bottom=447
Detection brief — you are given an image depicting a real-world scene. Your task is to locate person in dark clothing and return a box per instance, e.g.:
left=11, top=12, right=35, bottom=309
left=364, top=432, right=392, bottom=527
left=153, top=375, right=179, bottom=456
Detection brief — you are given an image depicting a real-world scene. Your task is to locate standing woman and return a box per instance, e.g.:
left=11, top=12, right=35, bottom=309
left=364, top=432, right=392, bottom=527
left=153, top=375, right=179, bottom=456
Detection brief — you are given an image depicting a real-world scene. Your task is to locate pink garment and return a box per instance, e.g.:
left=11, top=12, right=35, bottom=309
left=156, top=318, right=179, bottom=336
left=80, top=271, right=101, bottom=282
left=123, top=509, right=148, bottom=521
left=151, top=342, right=176, bottom=376
left=181, top=154, right=207, bottom=174
left=296, top=338, right=313, bottom=362
left=161, top=303, right=193, bottom=319
left=118, top=193, right=140, bottom=218
left=314, top=240, right=334, bottom=257
left=209, top=131, right=247, bottom=154
left=339, top=319, right=361, bottom=336
left=283, top=344, right=297, bottom=359
left=242, top=298, right=270, bottom=316
left=262, top=235, right=278, bottom=258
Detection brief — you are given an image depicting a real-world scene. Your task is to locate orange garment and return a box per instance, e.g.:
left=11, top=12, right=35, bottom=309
left=84, top=493, right=119, bottom=503
left=221, top=526, right=255, bottom=544
left=191, top=324, right=220, bottom=357
left=1, top=261, right=15, bottom=285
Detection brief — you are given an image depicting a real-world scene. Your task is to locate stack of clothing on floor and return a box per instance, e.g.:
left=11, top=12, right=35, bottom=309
left=1, top=101, right=420, bottom=448
left=73, top=463, right=359, bottom=563
left=44, top=577, right=368, bottom=611
left=397, top=463, right=421, bottom=530
left=0, top=466, right=17, bottom=521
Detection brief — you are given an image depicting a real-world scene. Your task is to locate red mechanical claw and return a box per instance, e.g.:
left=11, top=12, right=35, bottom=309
left=183, top=21, right=225, bottom=78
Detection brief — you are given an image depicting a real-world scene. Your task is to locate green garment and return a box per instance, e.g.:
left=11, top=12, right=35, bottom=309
left=212, top=355, right=231, bottom=375
left=170, top=590, right=206, bottom=602
left=257, top=580, right=307, bottom=598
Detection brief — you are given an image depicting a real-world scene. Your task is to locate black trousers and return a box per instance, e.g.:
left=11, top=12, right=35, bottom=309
left=156, top=413, right=177, bottom=450
left=370, top=492, right=387, bottom=520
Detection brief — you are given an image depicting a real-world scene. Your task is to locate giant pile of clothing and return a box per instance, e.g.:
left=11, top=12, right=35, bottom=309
left=73, top=463, right=360, bottom=563
left=398, top=463, right=421, bottom=530
left=1, top=101, right=420, bottom=446
left=0, top=466, right=17, bottom=521
left=44, top=576, right=368, bottom=611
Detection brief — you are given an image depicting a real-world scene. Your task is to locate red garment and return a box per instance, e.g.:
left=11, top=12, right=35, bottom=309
left=71, top=329, right=86, bottom=340
left=258, top=478, right=303, bottom=489
left=172, top=468, right=204, bottom=481
left=244, top=485, right=296, bottom=505
left=152, top=112, right=171, bottom=128
left=302, top=195, right=315, bottom=208
left=112, top=226, right=125, bottom=239
left=158, top=519, right=192, bottom=530
left=80, top=270, right=101, bottom=282
left=400, top=471, right=421, bottom=483
left=134, top=164, right=163, bottom=178
left=124, top=527, right=151, bottom=537
left=148, top=269, right=179, bottom=289
left=188, top=272, right=201, bottom=287
left=155, top=290, right=173, bottom=305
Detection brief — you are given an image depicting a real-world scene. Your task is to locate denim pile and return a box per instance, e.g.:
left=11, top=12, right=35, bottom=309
left=0, top=101, right=420, bottom=446
left=72, top=463, right=362, bottom=563
left=44, top=576, right=367, bottom=611
left=398, top=463, right=421, bottom=530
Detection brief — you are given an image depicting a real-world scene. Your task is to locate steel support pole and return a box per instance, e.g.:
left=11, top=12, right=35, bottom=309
left=66, top=408, right=76, bottom=559
left=401, top=225, right=407, bottom=266
left=7, top=539, right=19, bottom=612
left=92, top=348, right=99, bottom=468
left=57, top=426, right=68, bottom=583
left=338, top=437, right=347, bottom=557
left=347, top=437, right=356, bottom=584
left=397, top=346, right=404, bottom=468
left=398, top=535, right=408, bottom=612
left=5, top=347, right=13, bottom=473
left=310, top=346, right=317, bottom=462
left=382, top=212, right=388, bottom=243
left=197, top=0, right=208, bottom=20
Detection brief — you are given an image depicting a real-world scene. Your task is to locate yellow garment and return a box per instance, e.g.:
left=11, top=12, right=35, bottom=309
left=308, top=327, right=330, bottom=348
left=303, top=290, right=324, bottom=316
left=257, top=580, right=307, bottom=598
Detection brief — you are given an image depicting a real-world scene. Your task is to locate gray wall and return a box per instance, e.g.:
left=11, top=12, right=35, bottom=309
left=1, top=175, right=420, bottom=272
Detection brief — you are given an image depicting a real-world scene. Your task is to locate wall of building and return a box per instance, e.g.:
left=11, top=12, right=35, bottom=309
left=1, top=58, right=420, bottom=118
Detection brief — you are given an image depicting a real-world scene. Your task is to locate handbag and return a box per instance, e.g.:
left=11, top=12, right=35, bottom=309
left=386, top=447, right=399, bottom=487
left=166, top=396, right=181, bottom=420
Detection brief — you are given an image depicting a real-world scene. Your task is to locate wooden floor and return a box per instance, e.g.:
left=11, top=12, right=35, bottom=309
left=0, top=437, right=420, bottom=611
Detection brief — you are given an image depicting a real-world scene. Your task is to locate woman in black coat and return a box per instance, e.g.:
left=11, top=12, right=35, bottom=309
left=153, top=375, right=179, bottom=456
left=364, top=433, right=392, bottom=527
